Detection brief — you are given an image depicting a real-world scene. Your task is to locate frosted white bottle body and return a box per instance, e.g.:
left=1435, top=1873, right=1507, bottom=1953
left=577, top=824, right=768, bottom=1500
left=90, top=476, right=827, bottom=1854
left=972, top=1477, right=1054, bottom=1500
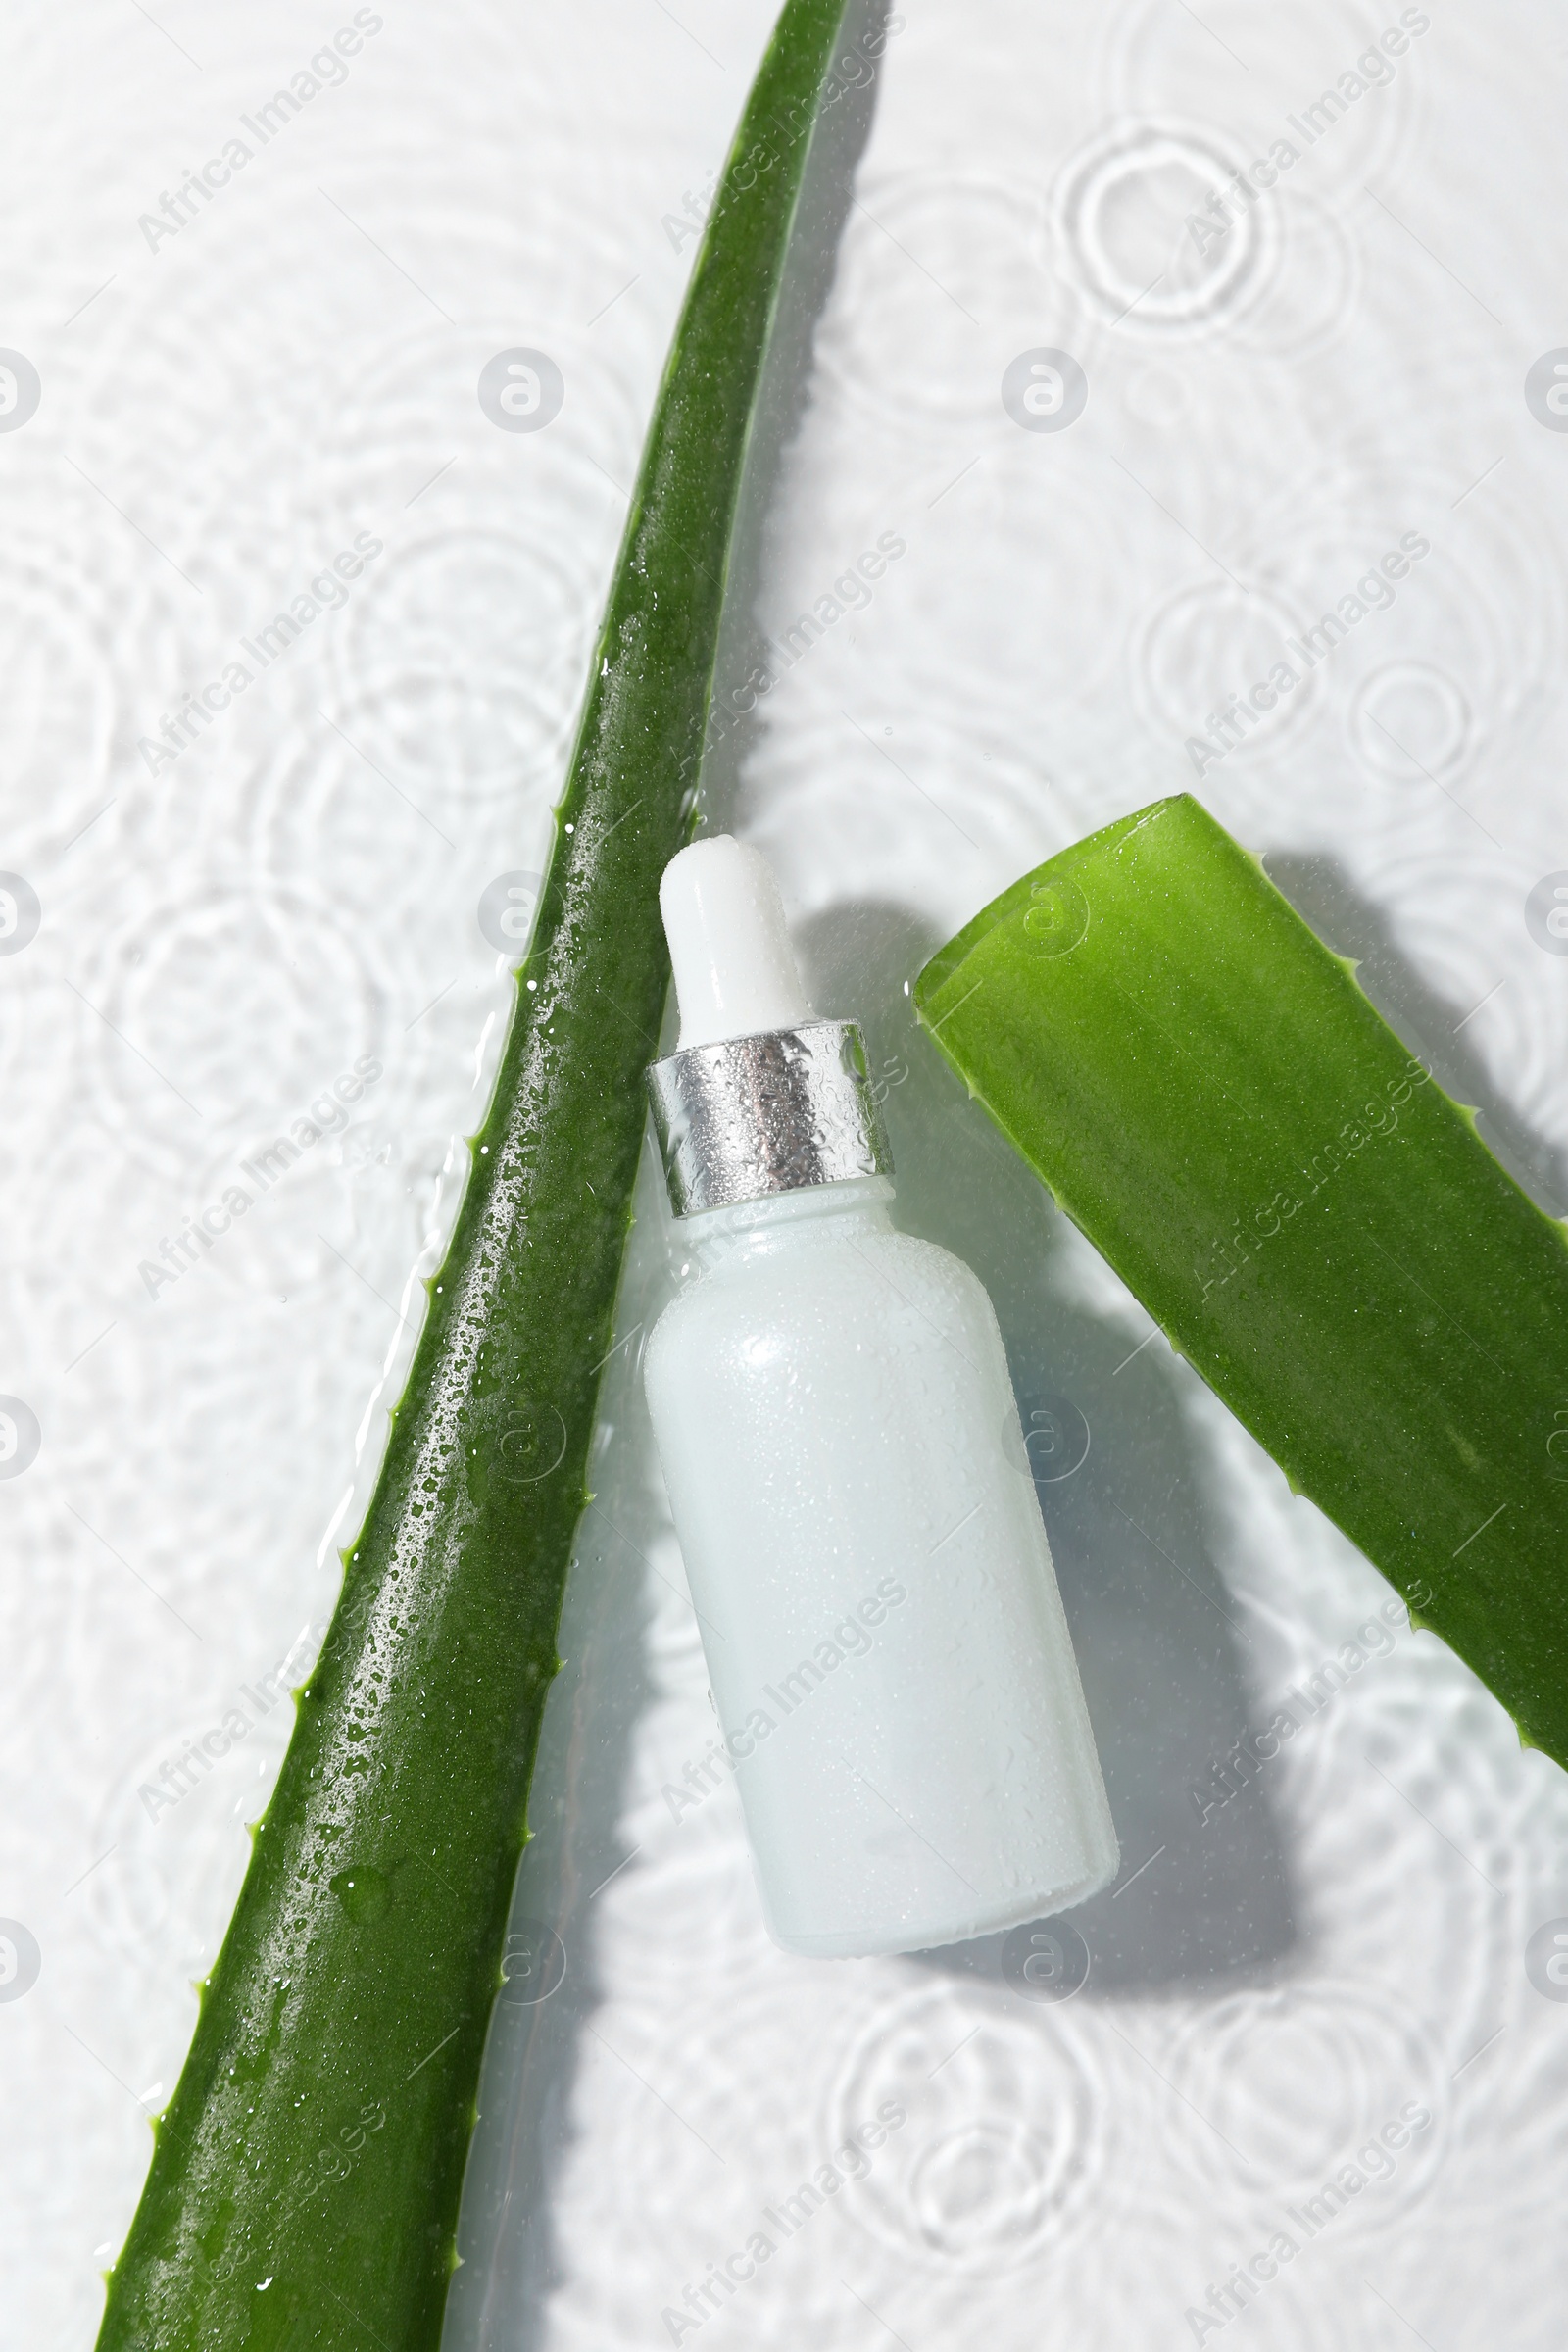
left=644, top=1178, right=1118, bottom=1958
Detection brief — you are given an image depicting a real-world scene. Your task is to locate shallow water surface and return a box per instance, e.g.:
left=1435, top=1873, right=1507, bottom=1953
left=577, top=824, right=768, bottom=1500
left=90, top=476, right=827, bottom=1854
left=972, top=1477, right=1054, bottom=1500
left=3, top=3, right=1566, bottom=2348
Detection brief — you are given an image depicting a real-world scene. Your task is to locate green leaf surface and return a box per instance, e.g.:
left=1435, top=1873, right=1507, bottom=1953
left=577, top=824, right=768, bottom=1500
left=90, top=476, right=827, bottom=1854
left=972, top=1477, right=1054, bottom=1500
left=914, top=793, right=1568, bottom=1768
left=97, top=6, right=854, bottom=2345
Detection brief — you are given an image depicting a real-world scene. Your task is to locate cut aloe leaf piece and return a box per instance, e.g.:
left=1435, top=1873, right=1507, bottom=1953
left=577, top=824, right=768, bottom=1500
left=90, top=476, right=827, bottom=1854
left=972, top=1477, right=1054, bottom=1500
left=914, top=793, right=1568, bottom=1770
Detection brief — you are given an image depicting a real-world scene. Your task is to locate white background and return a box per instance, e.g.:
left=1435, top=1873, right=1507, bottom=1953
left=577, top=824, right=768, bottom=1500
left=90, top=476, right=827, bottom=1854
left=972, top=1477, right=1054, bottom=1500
left=3, top=2, right=1567, bottom=2346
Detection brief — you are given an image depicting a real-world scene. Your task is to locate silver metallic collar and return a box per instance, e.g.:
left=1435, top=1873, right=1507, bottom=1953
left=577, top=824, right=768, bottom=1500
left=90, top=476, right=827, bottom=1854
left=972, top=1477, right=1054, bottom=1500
left=647, top=1020, right=895, bottom=1217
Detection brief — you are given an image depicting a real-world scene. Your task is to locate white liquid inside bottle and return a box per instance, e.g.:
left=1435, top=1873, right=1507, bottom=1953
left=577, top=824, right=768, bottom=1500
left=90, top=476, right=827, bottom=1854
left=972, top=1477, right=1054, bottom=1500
left=644, top=839, right=1117, bottom=1958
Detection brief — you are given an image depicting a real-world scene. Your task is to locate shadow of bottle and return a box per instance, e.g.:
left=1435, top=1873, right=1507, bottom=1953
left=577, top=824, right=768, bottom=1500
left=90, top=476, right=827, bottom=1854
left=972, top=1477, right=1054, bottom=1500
left=445, top=17, right=897, bottom=2345
left=792, top=896, right=1298, bottom=2000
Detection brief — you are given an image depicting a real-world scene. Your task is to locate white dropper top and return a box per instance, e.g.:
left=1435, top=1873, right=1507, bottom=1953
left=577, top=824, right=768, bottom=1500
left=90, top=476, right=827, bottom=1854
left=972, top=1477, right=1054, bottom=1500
left=661, top=836, right=811, bottom=1050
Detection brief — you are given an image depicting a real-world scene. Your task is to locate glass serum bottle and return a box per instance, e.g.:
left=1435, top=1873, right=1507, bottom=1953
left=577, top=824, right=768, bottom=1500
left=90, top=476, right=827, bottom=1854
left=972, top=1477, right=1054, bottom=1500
left=644, top=838, right=1117, bottom=1958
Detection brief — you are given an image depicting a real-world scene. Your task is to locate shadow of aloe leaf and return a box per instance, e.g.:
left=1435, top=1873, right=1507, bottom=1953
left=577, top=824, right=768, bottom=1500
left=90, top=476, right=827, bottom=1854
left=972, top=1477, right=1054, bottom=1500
left=1265, top=850, right=1568, bottom=1218
left=443, top=1155, right=668, bottom=2350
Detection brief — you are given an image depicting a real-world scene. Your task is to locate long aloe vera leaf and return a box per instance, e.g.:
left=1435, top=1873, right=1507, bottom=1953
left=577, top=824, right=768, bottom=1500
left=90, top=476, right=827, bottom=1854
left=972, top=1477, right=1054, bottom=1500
left=914, top=793, right=1568, bottom=1769
left=97, top=8, right=855, bottom=2345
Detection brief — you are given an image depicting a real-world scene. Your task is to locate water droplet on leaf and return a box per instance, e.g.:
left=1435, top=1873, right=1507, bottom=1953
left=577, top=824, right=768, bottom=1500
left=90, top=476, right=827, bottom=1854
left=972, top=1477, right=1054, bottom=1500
left=328, top=1865, right=391, bottom=1925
